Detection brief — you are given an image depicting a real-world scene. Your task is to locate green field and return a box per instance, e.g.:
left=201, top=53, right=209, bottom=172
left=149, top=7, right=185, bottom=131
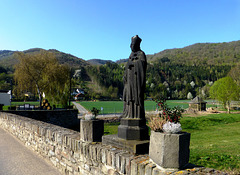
left=11, top=101, right=40, bottom=106
left=2, top=101, right=66, bottom=110
left=2, top=102, right=41, bottom=110
left=78, top=100, right=190, bottom=114
left=2, top=99, right=224, bottom=112
left=104, top=113, right=240, bottom=173
left=79, top=101, right=123, bottom=114
left=78, top=100, right=220, bottom=114
left=182, top=113, right=240, bottom=173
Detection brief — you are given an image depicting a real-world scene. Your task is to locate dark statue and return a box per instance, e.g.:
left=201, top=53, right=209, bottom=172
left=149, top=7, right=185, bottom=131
left=122, top=35, right=147, bottom=119
left=102, top=35, right=149, bottom=146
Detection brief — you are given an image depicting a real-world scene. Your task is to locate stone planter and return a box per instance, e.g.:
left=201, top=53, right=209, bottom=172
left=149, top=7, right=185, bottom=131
left=0, top=104, right=3, bottom=111
left=80, top=119, right=104, bottom=142
left=149, top=131, right=190, bottom=169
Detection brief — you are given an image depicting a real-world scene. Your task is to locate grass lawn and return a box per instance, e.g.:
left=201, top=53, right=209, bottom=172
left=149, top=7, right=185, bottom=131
left=79, top=101, right=123, bottom=114
left=182, top=113, right=240, bottom=173
left=104, top=122, right=120, bottom=135
left=11, top=101, right=40, bottom=106
left=104, top=113, right=240, bottom=173
left=78, top=99, right=225, bottom=114
left=2, top=101, right=66, bottom=110
left=3, top=99, right=225, bottom=112
left=2, top=101, right=41, bottom=110
left=78, top=100, right=193, bottom=114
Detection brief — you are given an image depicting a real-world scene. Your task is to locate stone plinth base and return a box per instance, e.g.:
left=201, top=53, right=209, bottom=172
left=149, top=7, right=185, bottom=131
left=118, top=118, right=149, bottom=140
left=149, top=131, right=191, bottom=169
left=102, top=134, right=149, bottom=154
left=80, top=120, right=104, bottom=142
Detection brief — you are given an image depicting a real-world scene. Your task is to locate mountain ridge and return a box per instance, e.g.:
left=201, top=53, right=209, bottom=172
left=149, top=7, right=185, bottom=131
left=147, top=40, right=240, bottom=65
left=1, top=40, right=240, bottom=69
left=0, top=48, right=90, bottom=69
left=87, top=59, right=114, bottom=65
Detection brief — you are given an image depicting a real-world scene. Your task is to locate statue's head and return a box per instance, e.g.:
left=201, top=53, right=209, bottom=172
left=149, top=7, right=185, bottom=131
left=130, top=35, right=142, bottom=52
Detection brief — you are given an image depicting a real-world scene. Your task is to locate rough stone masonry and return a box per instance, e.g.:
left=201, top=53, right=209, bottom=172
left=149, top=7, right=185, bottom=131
left=0, top=112, right=227, bottom=175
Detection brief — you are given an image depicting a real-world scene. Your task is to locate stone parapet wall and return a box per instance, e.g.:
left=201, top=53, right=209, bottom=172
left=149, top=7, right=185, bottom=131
left=0, top=112, right=225, bottom=175
left=0, top=112, right=158, bottom=175
left=3, top=109, right=79, bottom=130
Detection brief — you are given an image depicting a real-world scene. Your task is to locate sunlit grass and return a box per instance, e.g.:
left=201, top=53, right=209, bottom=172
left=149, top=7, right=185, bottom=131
left=78, top=100, right=193, bottom=114
left=104, top=113, right=240, bottom=172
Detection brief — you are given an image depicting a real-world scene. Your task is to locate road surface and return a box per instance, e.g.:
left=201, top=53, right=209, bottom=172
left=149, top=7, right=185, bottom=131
left=0, top=128, right=61, bottom=175
left=72, top=101, right=88, bottom=115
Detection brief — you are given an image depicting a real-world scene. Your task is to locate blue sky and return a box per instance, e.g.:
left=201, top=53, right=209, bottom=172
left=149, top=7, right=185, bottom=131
left=0, top=0, right=240, bottom=61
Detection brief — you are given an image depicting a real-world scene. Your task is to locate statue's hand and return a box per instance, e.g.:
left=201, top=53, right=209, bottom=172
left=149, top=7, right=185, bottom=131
left=132, top=57, right=138, bottom=62
left=128, top=63, right=134, bottom=68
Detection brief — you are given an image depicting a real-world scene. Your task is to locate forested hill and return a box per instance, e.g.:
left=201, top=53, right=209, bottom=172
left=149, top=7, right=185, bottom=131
left=1, top=40, right=240, bottom=99
left=1, top=40, right=240, bottom=69
left=81, top=40, right=240, bottom=100
left=0, top=48, right=89, bottom=69
left=147, top=40, right=240, bottom=65
left=87, top=59, right=114, bottom=65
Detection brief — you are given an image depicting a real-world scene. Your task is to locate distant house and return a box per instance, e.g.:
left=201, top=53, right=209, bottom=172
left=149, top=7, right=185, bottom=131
left=188, top=96, right=207, bottom=111
left=0, top=90, right=11, bottom=106
left=73, top=89, right=85, bottom=101
left=74, top=93, right=85, bottom=101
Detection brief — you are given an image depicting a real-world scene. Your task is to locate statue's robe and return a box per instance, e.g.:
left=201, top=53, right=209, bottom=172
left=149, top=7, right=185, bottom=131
left=122, top=50, right=147, bottom=119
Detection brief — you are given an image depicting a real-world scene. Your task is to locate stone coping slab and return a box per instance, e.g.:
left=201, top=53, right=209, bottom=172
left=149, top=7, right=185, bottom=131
left=102, top=134, right=149, bottom=154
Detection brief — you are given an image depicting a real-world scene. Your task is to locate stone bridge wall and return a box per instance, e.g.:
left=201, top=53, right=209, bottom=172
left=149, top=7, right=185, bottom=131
left=3, top=109, right=79, bottom=131
left=0, top=112, right=161, bottom=175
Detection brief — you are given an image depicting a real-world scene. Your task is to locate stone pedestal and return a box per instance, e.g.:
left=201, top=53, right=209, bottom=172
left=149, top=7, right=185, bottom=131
left=102, top=134, right=149, bottom=154
left=149, top=131, right=190, bottom=169
left=80, top=120, right=104, bottom=142
left=118, top=118, right=149, bottom=140
left=102, top=118, right=149, bottom=154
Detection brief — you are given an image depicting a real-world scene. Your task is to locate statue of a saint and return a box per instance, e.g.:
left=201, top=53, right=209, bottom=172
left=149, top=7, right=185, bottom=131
left=122, top=35, right=147, bottom=119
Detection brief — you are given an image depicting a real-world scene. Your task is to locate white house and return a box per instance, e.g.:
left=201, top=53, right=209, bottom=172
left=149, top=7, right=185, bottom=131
left=0, top=90, right=11, bottom=106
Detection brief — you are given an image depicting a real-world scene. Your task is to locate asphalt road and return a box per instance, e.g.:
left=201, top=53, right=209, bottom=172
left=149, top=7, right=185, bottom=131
left=0, top=128, right=61, bottom=175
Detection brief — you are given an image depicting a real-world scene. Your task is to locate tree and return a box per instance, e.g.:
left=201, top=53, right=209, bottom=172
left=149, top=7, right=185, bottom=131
left=190, top=81, right=195, bottom=88
left=45, top=65, right=71, bottom=108
left=14, top=51, right=70, bottom=107
left=210, top=77, right=240, bottom=113
left=228, top=64, right=240, bottom=86
left=187, top=92, right=193, bottom=99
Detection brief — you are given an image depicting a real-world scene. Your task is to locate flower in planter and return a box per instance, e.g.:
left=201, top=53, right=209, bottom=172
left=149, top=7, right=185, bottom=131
left=148, top=115, right=167, bottom=132
left=163, top=121, right=182, bottom=134
left=148, top=98, right=184, bottom=133
left=91, top=107, right=100, bottom=119
left=83, top=107, right=100, bottom=120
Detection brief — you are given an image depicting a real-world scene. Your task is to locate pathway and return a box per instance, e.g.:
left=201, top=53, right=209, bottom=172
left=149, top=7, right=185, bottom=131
left=72, top=101, right=88, bottom=115
left=0, top=128, right=61, bottom=175
left=72, top=101, right=122, bottom=119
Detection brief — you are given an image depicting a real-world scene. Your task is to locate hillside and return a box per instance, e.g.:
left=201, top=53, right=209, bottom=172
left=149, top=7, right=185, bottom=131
left=87, top=59, right=114, bottom=65
left=0, top=48, right=90, bottom=70
left=0, top=50, right=15, bottom=59
left=1, top=40, right=239, bottom=99
left=2, top=40, right=240, bottom=70
left=147, top=40, right=240, bottom=65
left=115, top=58, right=128, bottom=64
